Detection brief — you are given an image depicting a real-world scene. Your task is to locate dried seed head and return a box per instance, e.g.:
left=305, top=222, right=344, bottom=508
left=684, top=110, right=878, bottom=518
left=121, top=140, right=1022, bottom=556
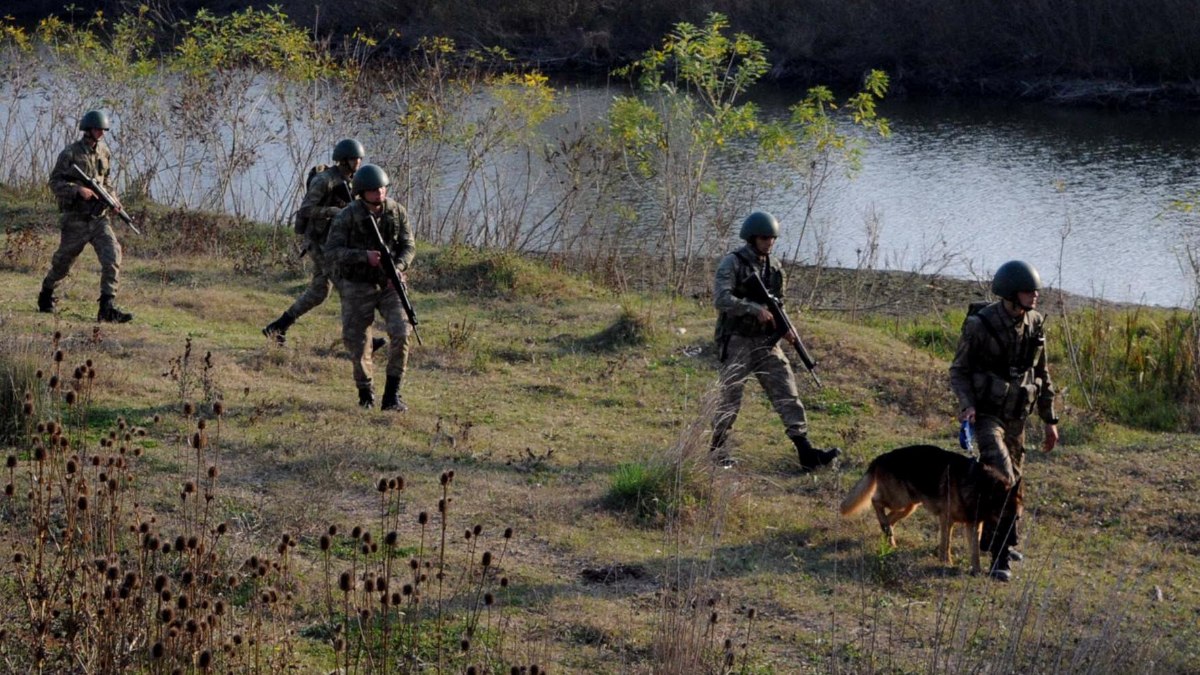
left=64, top=390, right=76, bottom=405
left=197, top=418, right=207, bottom=430
left=377, top=478, right=388, bottom=493
left=385, top=531, right=398, bottom=546
left=504, top=527, right=514, bottom=539
left=327, top=524, right=338, bottom=536
left=54, top=350, right=64, bottom=363
left=319, top=535, right=331, bottom=551
left=481, top=551, right=492, bottom=567
left=484, top=592, right=494, bottom=606
left=351, top=526, right=363, bottom=540
left=418, top=512, right=428, bottom=525
left=5, top=456, right=15, bottom=469
left=212, top=401, right=224, bottom=416
left=339, top=572, right=353, bottom=592
left=183, top=402, right=194, bottom=416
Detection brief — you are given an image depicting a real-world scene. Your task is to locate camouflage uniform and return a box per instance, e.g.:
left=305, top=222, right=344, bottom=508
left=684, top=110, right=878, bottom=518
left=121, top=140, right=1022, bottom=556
left=288, top=166, right=353, bottom=317
left=42, top=138, right=122, bottom=298
left=950, top=300, right=1057, bottom=557
left=323, top=199, right=415, bottom=395
left=712, top=244, right=810, bottom=447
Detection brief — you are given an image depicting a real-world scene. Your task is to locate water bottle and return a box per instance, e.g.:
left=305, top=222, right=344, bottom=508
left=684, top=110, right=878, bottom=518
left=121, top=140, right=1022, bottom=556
left=959, top=420, right=974, bottom=452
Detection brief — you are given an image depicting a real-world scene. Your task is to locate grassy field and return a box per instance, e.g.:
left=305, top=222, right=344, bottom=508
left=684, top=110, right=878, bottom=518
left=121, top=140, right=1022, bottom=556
left=1, top=199, right=1197, bottom=672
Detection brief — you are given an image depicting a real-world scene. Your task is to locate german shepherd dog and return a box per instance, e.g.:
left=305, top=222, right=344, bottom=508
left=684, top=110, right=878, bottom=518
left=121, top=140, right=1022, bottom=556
left=840, top=445, right=1022, bottom=574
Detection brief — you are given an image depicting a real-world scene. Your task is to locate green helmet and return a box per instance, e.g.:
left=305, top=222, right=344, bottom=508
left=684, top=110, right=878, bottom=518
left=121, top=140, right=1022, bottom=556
left=352, top=164, right=390, bottom=194
left=992, top=260, right=1042, bottom=300
left=332, top=138, right=365, bottom=161
left=739, top=211, right=780, bottom=240
left=79, top=110, right=110, bottom=131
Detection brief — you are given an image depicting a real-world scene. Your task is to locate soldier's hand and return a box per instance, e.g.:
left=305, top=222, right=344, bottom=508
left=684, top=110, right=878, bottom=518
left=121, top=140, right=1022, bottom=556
left=398, top=269, right=408, bottom=283
left=1042, top=423, right=1058, bottom=452
left=366, top=250, right=381, bottom=267
left=757, top=307, right=774, bottom=325
left=960, top=407, right=976, bottom=424
left=78, top=186, right=96, bottom=201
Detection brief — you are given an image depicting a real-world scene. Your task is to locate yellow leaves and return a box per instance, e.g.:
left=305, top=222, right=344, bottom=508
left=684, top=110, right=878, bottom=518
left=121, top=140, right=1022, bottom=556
left=0, top=17, right=30, bottom=51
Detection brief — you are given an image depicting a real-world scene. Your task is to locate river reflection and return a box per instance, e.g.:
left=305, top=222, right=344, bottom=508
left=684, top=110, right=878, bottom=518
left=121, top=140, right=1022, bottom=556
left=774, top=95, right=1200, bottom=307
left=5, top=72, right=1197, bottom=306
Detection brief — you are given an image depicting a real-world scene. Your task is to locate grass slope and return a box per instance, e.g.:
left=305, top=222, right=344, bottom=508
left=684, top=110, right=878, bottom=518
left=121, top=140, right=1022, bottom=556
left=1, top=207, right=1197, bottom=672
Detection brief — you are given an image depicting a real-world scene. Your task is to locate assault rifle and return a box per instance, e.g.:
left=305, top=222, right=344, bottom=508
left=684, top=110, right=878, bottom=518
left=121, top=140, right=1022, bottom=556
left=71, top=163, right=140, bottom=235
left=746, top=271, right=822, bottom=388
left=366, top=214, right=422, bottom=346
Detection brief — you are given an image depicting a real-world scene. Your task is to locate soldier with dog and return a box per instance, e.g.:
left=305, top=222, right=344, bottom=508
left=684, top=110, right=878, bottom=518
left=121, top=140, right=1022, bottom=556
left=950, top=260, right=1060, bottom=581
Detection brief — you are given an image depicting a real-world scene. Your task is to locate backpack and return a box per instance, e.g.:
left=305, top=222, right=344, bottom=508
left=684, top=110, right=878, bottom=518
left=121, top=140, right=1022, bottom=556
left=292, top=164, right=329, bottom=235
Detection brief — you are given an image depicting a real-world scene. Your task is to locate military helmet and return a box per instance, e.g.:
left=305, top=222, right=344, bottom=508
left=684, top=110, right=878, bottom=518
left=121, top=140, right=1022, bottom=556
left=352, top=164, right=390, bottom=193
left=739, top=211, right=780, bottom=240
left=332, top=138, right=365, bottom=161
left=991, top=260, right=1042, bottom=300
left=79, top=110, right=110, bottom=131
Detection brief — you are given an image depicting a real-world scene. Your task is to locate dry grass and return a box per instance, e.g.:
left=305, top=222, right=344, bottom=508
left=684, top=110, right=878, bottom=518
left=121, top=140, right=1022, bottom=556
left=0, top=223, right=1196, bottom=672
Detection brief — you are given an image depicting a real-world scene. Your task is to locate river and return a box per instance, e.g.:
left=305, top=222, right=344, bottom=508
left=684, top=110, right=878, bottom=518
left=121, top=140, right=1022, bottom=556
left=5, top=73, right=1198, bottom=307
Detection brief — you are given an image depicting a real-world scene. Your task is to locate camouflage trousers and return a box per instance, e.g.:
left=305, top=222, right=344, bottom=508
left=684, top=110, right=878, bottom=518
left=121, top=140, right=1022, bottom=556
left=712, top=334, right=808, bottom=446
left=41, top=213, right=121, bottom=297
left=976, top=414, right=1026, bottom=555
left=339, top=280, right=410, bottom=389
left=975, top=414, right=1027, bottom=485
left=285, top=245, right=333, bottom=318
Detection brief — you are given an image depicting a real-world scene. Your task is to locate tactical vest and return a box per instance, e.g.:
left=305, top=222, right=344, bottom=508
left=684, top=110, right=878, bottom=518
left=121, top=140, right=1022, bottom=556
left=335, top=201, right=407, bottom=285
left=715, top=247, right=785, bottom=342
left=966, top=302, right=1046, bottom=418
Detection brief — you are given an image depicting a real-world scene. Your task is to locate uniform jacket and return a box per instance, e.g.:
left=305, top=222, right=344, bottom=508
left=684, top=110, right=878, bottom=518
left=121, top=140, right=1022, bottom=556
left=714, top=243, right=786, bottom=343
left=324, top=199, right=414, bottom=285
left=298, top=165, right=352, bottom=243
left=950, top=301, right=1057, bottom=422
left=48, top=138, right=112, bottom=216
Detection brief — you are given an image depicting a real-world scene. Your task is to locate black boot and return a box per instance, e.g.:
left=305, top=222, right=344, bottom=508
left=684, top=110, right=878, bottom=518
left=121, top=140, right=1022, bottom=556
left=380, top=375, right=407, bottom=412
left=97, top=294, right=133, bottom=323
left=989, top=550, right=1013, bottom=582
left=358, top=385, right=375, bottom=409
left=793, top=434, right=840, bottom=471
left=709, top=430, right=735, bottom=467
left=37, top=288, right=57, bottom=313
left=263, top=311, right=296, bottom=345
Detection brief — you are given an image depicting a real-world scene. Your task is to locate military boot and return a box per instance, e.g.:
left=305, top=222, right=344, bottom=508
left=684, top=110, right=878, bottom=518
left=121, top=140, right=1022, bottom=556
left=97, top=294, right=133, bottom=323
left=262, top=311, right=296, bottom=345
left=989, top=550, right=1013, bottom=582
left=358, top=385, right=375, bottom=409
left=37, top=288, right=57, bottom=313
left=709, top=430, right=736, bottom=467
left=793, top=434, right=840, bottom=471
left=380, top=375, right=407, bottom=412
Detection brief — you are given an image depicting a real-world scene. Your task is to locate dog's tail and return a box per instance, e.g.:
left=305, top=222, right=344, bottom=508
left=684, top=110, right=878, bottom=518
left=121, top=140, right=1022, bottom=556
left=839, top=468, right=877, bottom=516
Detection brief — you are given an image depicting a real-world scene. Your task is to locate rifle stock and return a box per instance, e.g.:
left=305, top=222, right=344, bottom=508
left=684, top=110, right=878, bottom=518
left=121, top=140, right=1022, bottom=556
left=71, top=163, right=140, bottom=235
left=366, top=213, right=422, bottom=346
left=746, top=272, right=822, bottom=387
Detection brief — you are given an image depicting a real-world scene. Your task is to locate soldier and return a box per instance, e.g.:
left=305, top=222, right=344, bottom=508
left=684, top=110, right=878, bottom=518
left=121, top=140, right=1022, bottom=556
left=263, top=138, right=364, bottom=344
left=950, top=260, right=1059, bottom=582
left=323, top=164, right=415, bottom=411
left=711, top=211, right=840, bottom=470
left=38, top=110, right=132, bottom=322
